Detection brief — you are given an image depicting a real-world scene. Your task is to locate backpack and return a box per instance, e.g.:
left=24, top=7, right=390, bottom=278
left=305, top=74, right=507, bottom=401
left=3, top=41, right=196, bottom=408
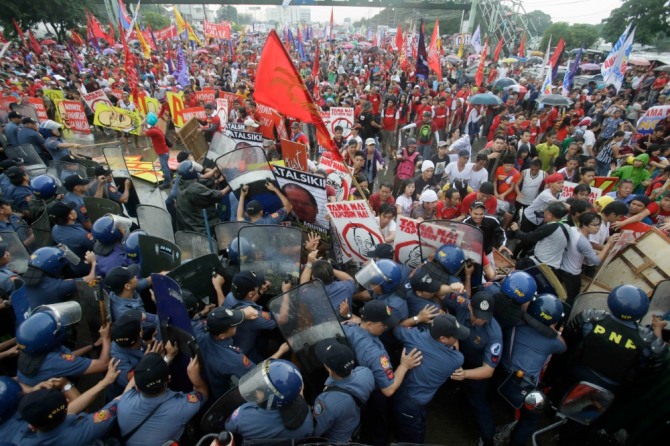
left=418, top=123, right=432, bottom=143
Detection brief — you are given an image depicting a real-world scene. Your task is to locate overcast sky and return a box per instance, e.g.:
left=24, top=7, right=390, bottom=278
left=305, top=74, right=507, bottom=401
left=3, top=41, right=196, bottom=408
left=237, top=0, right=622, bottom=26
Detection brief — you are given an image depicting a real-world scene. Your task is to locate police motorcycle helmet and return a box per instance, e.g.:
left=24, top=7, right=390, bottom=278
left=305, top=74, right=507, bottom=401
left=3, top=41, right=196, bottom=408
left=355, top=258, right=402, bottom=294
left=16, top=301, right=82, bottom=354
left=228, top=237, right=253, bottom=265
left=434, top=243, right=466, bottom=275
left=30, top=174, right=58, bottom=200
left=607, top=284, right=649, bottom=321
left=501, top=271, right=537, bottom=304
left=123, top=229, right=148, bottom=262
left=0, top=376, right=22, bottom=424
left=239, top=359, right=304, bottom=409
left=23, top=245, right=80, bottom=286
left=526, top=293, right=565, bottom=326
left=177, top=160, right=199, bottom=180
left=92, top=214, right=133, bottom=246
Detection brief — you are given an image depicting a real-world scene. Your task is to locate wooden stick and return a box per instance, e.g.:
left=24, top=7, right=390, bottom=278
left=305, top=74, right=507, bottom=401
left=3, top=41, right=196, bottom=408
left=74, top=140, right=123, bottom=148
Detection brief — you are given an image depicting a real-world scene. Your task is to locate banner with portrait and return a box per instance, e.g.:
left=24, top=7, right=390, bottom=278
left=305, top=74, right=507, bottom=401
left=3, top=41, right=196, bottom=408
left=394, top=216, right=423, bottom=269
left=83, top=89, right=114, bottom=114
left=417, top=220, right=484, bottom=264
left=56, top=99, right=90, bottom=135
left=273, top=165, right=329, bottom=238
left=317, top=156, right=351, bottom=202
left=93, top=102, right=141, bottom=135
left=326, top=200, right=384, bottom=263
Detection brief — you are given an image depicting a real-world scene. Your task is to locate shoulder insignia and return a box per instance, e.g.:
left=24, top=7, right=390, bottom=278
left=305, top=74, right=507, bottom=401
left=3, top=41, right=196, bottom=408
left=313, top=399, right=325, bottom=417
left=271, top=213, right=279, bottom=219
left=261, top=311, right=271, bottom=320
left=380, top=354, right=394, bottom=380
left=230, top=407, right=240, bottom=421
left=186, top=393, right=200, bottom=403
left=242, top=355, right=251, bottom=367
left=490, top=343, right=502, bottom=357
left=93, top=409, right=112, bottom=423
left=60, top=353, right=75, bottom=362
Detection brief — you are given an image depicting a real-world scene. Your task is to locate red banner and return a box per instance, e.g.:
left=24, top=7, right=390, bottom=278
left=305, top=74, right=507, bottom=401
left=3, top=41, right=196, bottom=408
left=153, top=25, right=178, bottom=41
left=256, top=104, right=283, bottom=140
left=220, top=91, right=244, bottom=109
left=195, top=90, right=216, bottom=104
left=281, top=139, right=309, bottom=172
left=60, top=100, right=90, bottom=134
left=181, top=107, right=207, bottom=122
left=27, top=97, right=48, bottom=121
left=203, top=20, right=231, bottom=40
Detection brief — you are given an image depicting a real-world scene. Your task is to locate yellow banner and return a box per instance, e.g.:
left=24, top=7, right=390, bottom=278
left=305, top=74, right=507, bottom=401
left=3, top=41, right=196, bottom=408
left=130, top=94, right=160, bottom=117
left=43, top=89, right=64, bottom=102
left=93, top=102, right=141, bottom=135
left=166, top=91, right=185, bottom=127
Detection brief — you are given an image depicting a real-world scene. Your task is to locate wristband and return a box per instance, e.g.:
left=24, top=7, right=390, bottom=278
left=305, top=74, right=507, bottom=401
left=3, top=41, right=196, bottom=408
left=413, top=316, right=419, bottom=325
left=62, top=383, right=73, bottom=392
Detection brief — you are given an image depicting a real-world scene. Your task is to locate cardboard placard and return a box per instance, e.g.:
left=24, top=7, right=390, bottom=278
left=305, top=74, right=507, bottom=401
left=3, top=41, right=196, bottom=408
left=560, top=181, right=602, bottom=204
left=27, top=98, right=48, bottom=122
left=394, top=216, right=423, bottom=268
left=321, top=106, right=354, bottom=140
left=57, top=99, right=90, bottom=135
left=273, top=165, right=329, bottom=235
left=317, top=156, right=351, bottom=202
left=326, top=200, right=384, bottom=263
left=280, top=138, right=309, bottom=172
left=82, top=89, right=113, bottom=114
left=93, top=102, right=141, bottom=135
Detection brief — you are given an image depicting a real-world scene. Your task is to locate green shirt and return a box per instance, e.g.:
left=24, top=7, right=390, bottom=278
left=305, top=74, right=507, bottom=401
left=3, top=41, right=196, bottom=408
left=536, top=143, right=560, bottom=172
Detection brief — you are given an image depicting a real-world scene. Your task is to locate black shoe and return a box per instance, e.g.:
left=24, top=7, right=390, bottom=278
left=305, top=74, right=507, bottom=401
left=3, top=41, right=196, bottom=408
left=158, top=183, right=171, bottom=190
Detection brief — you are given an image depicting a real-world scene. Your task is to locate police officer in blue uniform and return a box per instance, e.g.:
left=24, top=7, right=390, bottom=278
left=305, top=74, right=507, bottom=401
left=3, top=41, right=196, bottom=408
left=226, top=359, right=313, bottom=441
left=493, top=270, right=537, bottom=330
left=301, top=254, right=357, bottom=321
left=392, top=313, right=469, bottom=443
left=404, top=261, right=466, bottom=326
left=104, top=265, right=156, bottom=334
left=0, top=243, right=18, bottom=297
left=312, top=339, right=375, bottom=442
left=50, top=201, right=94, bottom=277
left=448, top=291, right=503, bottom=446
left=237, top=182, right=292, bottom=224
left=121, top=229, right=147, bottom=265
left=91, top=214, right=133, bottom=278
left=117, top=353, right=209, bottom=446
left=357, top=258, right=409, bottom=322
left=4, top=167, right=32, bottom=219
left=92, top=165, right=133, bottom=206
left=0, top=376, right=23, bottom=437
left=0, top=199, right=26, bottom=233
left=63, top=175, right=92, bottom=231
left=28, top=174, right=58, bottom=224
left=500, top=294, right=567, bottom=446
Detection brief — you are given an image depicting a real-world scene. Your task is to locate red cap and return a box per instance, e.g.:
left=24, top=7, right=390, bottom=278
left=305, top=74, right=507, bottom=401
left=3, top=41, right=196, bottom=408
left=545, top=173, right=564, bottom=184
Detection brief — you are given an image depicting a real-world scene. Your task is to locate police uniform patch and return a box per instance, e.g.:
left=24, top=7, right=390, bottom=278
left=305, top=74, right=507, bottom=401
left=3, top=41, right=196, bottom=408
left=313, top=400, right=325, bottom=417
left=271, top=213, right=279, bottom=219
left=490, top=343, right=502, bottom=356
left=474, top=336, right=481, bottom=345
left=261, top=311, right=271, bottom=320
left=380, top=354, right=394, bottom=380
left=61, top=353, right=75, bottom=362
left=187, top=393, right=200, bottom=403
left=230, top=407, right=240, bottom=420
left=93, top=409, right=112, bottom=423
left=242, top=355, right=250, bottom=367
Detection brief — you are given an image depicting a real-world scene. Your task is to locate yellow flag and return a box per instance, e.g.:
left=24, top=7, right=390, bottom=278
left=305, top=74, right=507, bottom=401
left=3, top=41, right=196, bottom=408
left=457, top=41, right=464, bottom=59
left=135, top=25, right=151, bottom=59
left=237, top=28, right=246, bottom=53
left=173, top=7, right=202, bottom=46
left=185, top=21, right=203, bottom=46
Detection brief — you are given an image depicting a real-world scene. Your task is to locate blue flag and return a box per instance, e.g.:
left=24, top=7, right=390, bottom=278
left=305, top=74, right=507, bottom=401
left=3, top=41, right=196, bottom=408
left=416, top=19, right=429, bottom=80
left=562, top=46, right=583, bottom=95
left=175, top=44, right=189, bottom=87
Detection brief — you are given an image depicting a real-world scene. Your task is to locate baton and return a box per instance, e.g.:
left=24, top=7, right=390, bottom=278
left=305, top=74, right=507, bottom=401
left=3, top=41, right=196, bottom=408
left=91, top=277, right=107, bottom=328
left=203, top=209, right=216, bottom=255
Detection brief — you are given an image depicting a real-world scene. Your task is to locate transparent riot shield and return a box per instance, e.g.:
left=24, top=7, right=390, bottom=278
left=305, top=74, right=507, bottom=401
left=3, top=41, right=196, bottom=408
left=167, top=254, right=224, bottom=305
left=175, top=231, right=214, bottom=261
left=138, top=234, right=182, bottom=277
left=0, top=231, right=30, bottom=274
left=25, top=210, right=54, bottom=251
left=268, top=280, right=348, bottom=373
left=137, top=205, right=175, bottom=244
left=10, top=279, right=29, bottom=327
left=72, top=158, right=99, bottom=178
left=568, top=292, right=610, bottom=322
left=641, top=279, right=670, bottom=327
left=75, top=279, right=110, bottom=345
left=152, top=273, right=196, bottom=392
left=418, top=220, right=485, bottom=264
left=11, top=104, right=39, bottom=122
left=207, top=132, right=235, bottom=162
left=103, top=147, right=131, bottom=178
left=5, top=144, right=47, bottom=177
left=214, top=221, right=252, bottom=253
left=83, top=197, right=121, bottom=224
left=238, top=225, right=303, bottom=295
left=201, top=386, right=246, bottom=434
left=215, top=146, right=275, bottom=196
left=46, top=161, right=88, bottom=184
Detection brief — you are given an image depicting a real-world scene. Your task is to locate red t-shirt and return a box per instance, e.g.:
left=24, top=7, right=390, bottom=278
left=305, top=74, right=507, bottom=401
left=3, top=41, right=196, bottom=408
left=647, top=202, right=670, bottom=225
left=494, top=166, right=520, bottom=202
left=459, top=192, right=498, bottom=216
left=433, top=106, right=448, bottom=129
left=436, top=201, right=460, bottom=220
left=368, top=193, right=396, bottom=214
left=382, top=107, right=397, bottom=131
left=145, top=126, right=169, bottom=155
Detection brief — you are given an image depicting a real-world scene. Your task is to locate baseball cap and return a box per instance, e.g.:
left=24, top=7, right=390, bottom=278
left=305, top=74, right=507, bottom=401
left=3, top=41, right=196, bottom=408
left=104, top=264, right=140, bottom=294
left=361, top=300, right=399, bottom=327
left=18, top=389, right=67, bottom=429
left=365, top=138, right=376, bottom=146
left=7, top=111, right=22, bottom=120
left=94, top=165, right=113, bottom=176
left=134, top=353, right=169, bottom=394
left=458, top=149, right=470, bottom=158
left=244, top=118, right=259, bottom=128
left=111, top=309, right=142, bottom=346
left=48, top=201, right=75, bottom=222
left=0, top=159, right=23, bottom=171
left=420, top=189, right=438, bottom=203
left=352, top=124, right=362, bottom=130
left=544, top=173, right=564, bottom=184
left=369, top=243, right=394, bottom=260
left=231, top=271, right=265, bottom=297
left=437, top=140, right=449, bottom=148
left=21, top=117, right=37, bottom=125
left=410, top=264, right=442, bottom=293
left=315, top=339, right=356, bottom=377
left=63, top=175, right=90, bottom=191
left=430, top=313, right=470, bottom=341
left=421, top=160, right=435, bottom=172
left=5, top=166, right=25, bottom=182
left=470, top=291, right=495, bottom=321
left=470, top=200, right=487, bottom=210
left=207, top=307, right=245, bottom=335
left=245, top=200, right=263, bottom=216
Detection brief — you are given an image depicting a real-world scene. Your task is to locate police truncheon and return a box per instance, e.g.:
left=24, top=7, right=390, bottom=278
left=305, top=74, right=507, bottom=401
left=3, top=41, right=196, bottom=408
left=137, top=204, right=176, bottom=244
left=138, top=234, right=182, bottom=277
left=167, top=254, right=224, bottom=305
left=521, top=263, right=567, bottom=301
left=268, top=280, right=349, bottom=373
left=237, top=225, right=303, bottom=295
left=152, top=273, right=197, bottom=392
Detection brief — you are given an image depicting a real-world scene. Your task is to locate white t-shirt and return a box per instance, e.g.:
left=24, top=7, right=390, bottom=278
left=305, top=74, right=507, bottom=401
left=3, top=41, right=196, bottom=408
left=444, top=161, right=473, bottom=184
left=517, top=169, right=547, bottom=206
left=469, top=166, right=489, bottom=191
left=396, top=194, right=414, bottom=217
left=376, top=217, right=397, bottom=241
left=583, top=130, right=596, bottom=155
left=524, top=188, right=559, bottom=225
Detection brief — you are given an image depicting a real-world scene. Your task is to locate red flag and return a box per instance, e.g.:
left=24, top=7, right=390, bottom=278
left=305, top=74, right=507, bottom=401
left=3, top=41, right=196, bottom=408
left=399, top=31, right=409, bottom=70
left=28, top=30, right=42, bottom=55
left=0, top=30, right=6, bottom=44
left=475, top=38, right=489, bottom=87
left=395, top=24, right=403, bottom=51
left=427, top=19, right=442, bottom=81
left=493, top=38, right=504, bottom=63
left=70, top=30, right=84, bottom=46
left=119, top=22, right=139, bottom=101
left=107, top=22, right=117, bottom=45
left=12, top=19, right=26, bottom=48
left=329, top=8, right=334, bottom=40
left=517, top=34, right=526, bottom=58
left=254, top=31, right=340, bottom=160
left=549, top=38, right=565, bottom=69
left=312, top=40, right=320, bottom=99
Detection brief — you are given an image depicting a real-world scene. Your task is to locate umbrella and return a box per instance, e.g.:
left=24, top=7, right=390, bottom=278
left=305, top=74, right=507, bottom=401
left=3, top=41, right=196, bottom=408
left=102, top=48, right=117, bottom=56
left=41, top=39, right=57, bottom=46
left=494, top=78, right=517, bottom=88
left=367, top=46, right=381, bottom=53
left=468, top=93, right=503, bottom=105
left=580, top=63, right=600, bottom=71
left=536, top=94, right=573, bottom=106
left=526, top=56, right=543, bottom=65
left=342, top=43, right=353, bottom=49
left=195, top=49, right=208, bottom=55
left=358, top=42, right=372, bottom=48
left=628, top=57, right=650, bottom=66
left=654, top=65, right=670, bottom=72
left=501, top=57, right=518, bottom=63
left=530, top=51, right=544, bottom=56
left=468, top=54, right=480, bottom=60
left=506, top=84, right=527, bottom=93
left=240, top=49, right=254, bottom=55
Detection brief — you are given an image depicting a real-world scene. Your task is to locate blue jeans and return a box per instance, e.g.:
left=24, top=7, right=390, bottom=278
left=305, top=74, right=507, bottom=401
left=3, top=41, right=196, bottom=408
left=392, top=392, right=426, bottom=443
left=466, top=378, right=496, bottom=441
left=158, top=153, right=171, bottom=185
left=418, top=143, right=433, bottom=159
left=596, top=160, right=611, bottom=177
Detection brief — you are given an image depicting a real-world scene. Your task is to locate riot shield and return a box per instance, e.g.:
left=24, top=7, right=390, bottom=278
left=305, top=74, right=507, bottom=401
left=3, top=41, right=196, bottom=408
left=72, top=158, right=99, bottom=178
left=138, top=234, right=182, bottom=277
left=152, top=273, right=196, bottom=392
left=214, top=222, right=252, bottom=253
left=75, top=279, right=110, bottom=345
left=11, top=104, right=39, bottom=122
left=268, top=280, right=348, bottom=373
left=175, top=231, right=214, bottom=261
left=46, top=161, right=88, bottom=184
left=0, top=231, right=30, bottom=274
left=137, top=205, right=175, bottom=243
left=238, top=225, right=303, bottom=295
left=206, top=132, right=235, bottom=162
left=200, top=386, right=245, bottom=434
left=215, top=146, right=276, bottom=202
left=522, top=263, right=567, bottom=301
left=83, top=197, right=121, bottom=224
left=641, top=279, right=670, bottom=327
left=167, top=254, right=224, bottom=305
left=27, top=210, right=54, bottom=251
left=10, top=279, right=29, bottom=327
left=5, top=144, right=47, bottom=177
left=418, top=220, right=485, bottom=265
left=102, top=147, right=131, bottom=178
left=568, top=292, right=609, bottom=322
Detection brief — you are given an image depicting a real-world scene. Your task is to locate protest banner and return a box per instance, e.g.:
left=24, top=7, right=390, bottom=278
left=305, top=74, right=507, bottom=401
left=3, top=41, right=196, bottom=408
left=326, top=200, right=384, bottom=263
left=181, top=107, right=207, bottom=123
left=83, top=89, right=113, bottom=114
left=108, top=89, right=125, bottom=100
left=219, top=91, right=243, bottom=110
left=216, top=98, right=229, bottom=126
left=225, top=122, right=264, bottom=144
left=280, top=139, right=309, bottom=172
left=273, top=165, right=329, bottom=237
left=166, top=92, right=185, bottom=127
left=42, top=89, right=64, bottom=103
left=256, top=104, right=284, bottom=141
left=592, top=176, right=618, bottom=194
left=636, top=105, right=670, bottom=136
left=195, top=90, right=216, bottom=104
left=131, top=93, right=160, bottom=116
left=153, top=25, right=178, bottom=41
left=560, top=181, right=602, bottom=204
left=417, top=220, right=484, bottom=264
left=327, top=107, right=354, bottom=139
left=203, top=20, right=231, bottom=40
left=394, top=216, right=423, bottom=268
left=57, top=100, right=90, bottom=135
left=27, top=97, right=48, bottom=122
left=317, top=156, right=351, bottom=202
left=93, top=102, right=141, bottom=135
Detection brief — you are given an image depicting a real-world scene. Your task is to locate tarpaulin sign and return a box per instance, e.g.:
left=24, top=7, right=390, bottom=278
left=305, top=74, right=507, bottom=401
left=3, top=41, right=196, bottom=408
left=326, top=200, right=384, bottom=263
left=93, top=102, right=141, bottom=135
left=83, top=89, right=113, bottom=113
left=256, top=103, right=283, bottom=141
left=42, top=89, right=64, bottom=102
left=195, top=90, right=216, bottom=104
left=167, top=92, right=185, bottom=127
left=273, top=165, right=329, bottom=237
left=326, top=107, right=354, bottom=139
left=317, top=156, right=351, bottom=202
left=57, top=100, right=90, bottom=135
left=203, top=20, right=231, bottom=40
left=636, top=105, right=670, bottom=136
left=394, top=216, right=423, bottom=268
left=181, top=107, right=207, bottom=123
left=280, top=139, right=308, bottom=172
left=418, top=220, right=483, bottom=264
left=560, top=181, right=602, bottom=204
left=27, top=98, right=48, bottom=122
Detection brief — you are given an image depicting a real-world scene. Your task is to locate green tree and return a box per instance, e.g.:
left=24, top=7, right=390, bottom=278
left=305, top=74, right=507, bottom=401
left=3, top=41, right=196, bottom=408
left=0, top=0, right=87, bottom=42
left=216, top=6, right=240, bottom=24
left=525, top=10, right=552, bottom=37
left=540, top=22, right=600, bottom=50
left=141, top=11, right=170, bottom=30
left=601, top=0, right=670, bottom=45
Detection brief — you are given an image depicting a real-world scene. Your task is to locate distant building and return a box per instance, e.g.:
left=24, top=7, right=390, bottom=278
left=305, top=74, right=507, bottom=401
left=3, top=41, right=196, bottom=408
left=265, top=6, right=310, bottom=25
